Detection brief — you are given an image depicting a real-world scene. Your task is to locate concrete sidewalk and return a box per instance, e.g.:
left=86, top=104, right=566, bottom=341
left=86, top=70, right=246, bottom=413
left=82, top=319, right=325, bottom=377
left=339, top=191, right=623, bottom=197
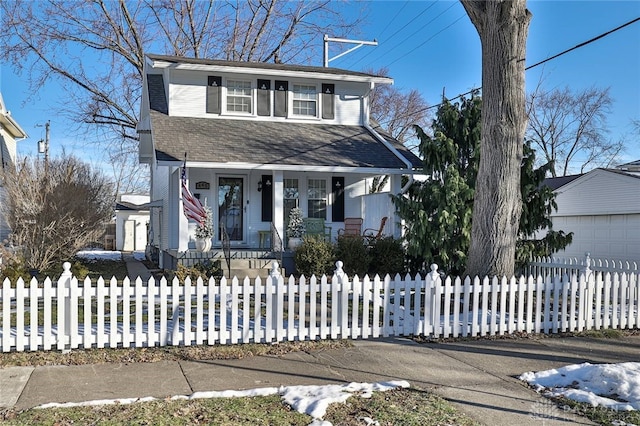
left=3, top=335, right=638, bottom=425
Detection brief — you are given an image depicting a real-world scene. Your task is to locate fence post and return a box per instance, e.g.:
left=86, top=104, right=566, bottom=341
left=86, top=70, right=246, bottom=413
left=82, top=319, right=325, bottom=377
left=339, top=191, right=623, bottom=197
left=269, top=261, right=281, bottom=278
left=335, top=261, right=345, bottom=331
left=427, top=264, right=440, bottom=337
left=58, top=261, right=73, bottom=353
left=268, top=261, right=281, bottom=340
left=583, top=252, right=592, bottom=279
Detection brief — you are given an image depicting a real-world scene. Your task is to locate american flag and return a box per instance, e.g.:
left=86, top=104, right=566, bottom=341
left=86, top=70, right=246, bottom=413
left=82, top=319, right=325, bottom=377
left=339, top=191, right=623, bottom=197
left=181, top=160, right=207, bottom=223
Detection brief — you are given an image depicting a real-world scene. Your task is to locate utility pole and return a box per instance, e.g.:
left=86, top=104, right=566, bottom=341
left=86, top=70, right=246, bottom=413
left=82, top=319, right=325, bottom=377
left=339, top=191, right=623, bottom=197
left=323, top=35, right=378, bottom=67
left=37, top=120, right=50, bottom=176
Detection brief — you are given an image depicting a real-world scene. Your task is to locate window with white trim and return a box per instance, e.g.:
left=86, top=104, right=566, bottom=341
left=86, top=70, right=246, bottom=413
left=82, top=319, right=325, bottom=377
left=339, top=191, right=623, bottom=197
left=307, top=179, right=327, bottom=219
left=293, top=84, right=317, bottom=116
left=226, top=80, right=252, bottom=113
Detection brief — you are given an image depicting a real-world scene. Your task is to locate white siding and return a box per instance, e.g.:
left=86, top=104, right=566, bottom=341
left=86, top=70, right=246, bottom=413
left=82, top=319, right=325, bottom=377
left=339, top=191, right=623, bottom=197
left=167, top=69, right=368, bottom=125
left=554, top=170, right=640, bottom=216
left=152, top=164, right=170, bottom=251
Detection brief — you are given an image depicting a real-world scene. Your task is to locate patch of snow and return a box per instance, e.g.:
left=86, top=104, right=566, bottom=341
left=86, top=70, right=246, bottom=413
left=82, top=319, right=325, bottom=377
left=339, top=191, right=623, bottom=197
left=76, top=250, right=122, bottom=261
left=520, top=362, right=640, bottom=411
left=36, top=380, right=410, bottom=425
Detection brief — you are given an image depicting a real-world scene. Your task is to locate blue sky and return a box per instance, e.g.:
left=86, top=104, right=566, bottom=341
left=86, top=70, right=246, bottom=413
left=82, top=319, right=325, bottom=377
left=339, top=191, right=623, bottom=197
left=1, top=0, right=639, bottom=172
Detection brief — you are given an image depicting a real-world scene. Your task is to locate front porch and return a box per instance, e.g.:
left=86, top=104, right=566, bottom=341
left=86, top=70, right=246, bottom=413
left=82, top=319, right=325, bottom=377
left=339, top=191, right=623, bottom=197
left=174, top=168, right=404, bottom=252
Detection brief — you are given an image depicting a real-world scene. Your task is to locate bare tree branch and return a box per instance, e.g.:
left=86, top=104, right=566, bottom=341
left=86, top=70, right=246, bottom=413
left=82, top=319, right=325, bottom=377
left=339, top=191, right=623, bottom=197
left=526, top=85, right=621, bottom=176
left=1, top=0, right=362, bottom=190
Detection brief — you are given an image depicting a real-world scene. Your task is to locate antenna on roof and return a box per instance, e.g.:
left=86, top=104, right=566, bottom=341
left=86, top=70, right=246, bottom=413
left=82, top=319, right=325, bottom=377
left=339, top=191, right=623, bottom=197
left=323, top=35, right=377, bottom=67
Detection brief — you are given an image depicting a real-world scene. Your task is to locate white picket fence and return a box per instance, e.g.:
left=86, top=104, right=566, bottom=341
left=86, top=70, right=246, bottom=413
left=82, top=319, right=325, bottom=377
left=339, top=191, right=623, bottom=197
left=528, top=253, right=639, bottom=278
left=1, top=262, right=639, bottom=353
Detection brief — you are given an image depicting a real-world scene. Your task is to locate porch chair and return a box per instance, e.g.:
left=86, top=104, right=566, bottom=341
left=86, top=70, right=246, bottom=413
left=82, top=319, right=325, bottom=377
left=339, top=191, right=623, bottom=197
left=363, top=216, right=388, bottom=244
left=337, top=217, right=363, bottom=238
left=303, top=217, right=332, bottom=242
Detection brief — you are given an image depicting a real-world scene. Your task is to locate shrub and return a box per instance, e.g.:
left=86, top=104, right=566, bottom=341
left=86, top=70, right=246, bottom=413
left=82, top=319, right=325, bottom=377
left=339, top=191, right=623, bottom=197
left=294, top=235, right=335, bottom=277
left=369, top=237, right=405, bottom=277
left=175, top=259, right=223, bottom=282
left=335, top=236, right=370, bottom=276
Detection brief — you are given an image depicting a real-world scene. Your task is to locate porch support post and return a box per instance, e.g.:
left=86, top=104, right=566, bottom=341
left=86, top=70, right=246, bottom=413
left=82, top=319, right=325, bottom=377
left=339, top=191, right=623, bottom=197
left=390, top=174, right=403, bottom=239
left=178, top=167, right=190, bottom=252
left=273, top=171, right=284, bottom=244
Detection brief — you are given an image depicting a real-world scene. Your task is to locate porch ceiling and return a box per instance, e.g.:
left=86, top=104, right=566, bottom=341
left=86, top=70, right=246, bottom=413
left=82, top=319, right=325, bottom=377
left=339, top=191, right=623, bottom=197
left=149, top=111, right=420, bottom=170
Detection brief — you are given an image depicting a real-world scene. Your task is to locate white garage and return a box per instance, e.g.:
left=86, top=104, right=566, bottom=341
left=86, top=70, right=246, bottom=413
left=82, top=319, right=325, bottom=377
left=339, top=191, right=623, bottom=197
left=548, top=167, right=640, bottom=263
left=115, top=194, right=151, bottom=252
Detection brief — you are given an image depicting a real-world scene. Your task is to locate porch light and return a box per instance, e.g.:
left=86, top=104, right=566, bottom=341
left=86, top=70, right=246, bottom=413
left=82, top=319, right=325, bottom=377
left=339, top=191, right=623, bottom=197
left=258, top=178, right=272, bottom=192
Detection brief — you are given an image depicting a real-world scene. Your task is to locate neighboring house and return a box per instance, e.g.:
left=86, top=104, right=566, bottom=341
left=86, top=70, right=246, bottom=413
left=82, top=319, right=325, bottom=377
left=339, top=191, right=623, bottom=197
left=0, top=92, right=28, bottom=242
left=137, top=54, right=421, bottom=269
left=115, top=194, right=151, bottom=252
left=544, top=165, right=640, bottom=263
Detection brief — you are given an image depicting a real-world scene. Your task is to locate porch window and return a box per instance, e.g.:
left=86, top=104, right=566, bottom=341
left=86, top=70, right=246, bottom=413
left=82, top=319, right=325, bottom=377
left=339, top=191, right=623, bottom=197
left=293, top=84, right=317, bottom=116
left=227, top=80, right=252, bottom=113
left=307, top=179, right=327, bottom=219
left=284, top=179, right=299, bottom=221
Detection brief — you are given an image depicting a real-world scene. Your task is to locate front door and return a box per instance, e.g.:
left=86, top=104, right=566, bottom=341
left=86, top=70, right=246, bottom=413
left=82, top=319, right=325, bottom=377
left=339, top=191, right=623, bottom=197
left=218, top=177, right=244, bottom=242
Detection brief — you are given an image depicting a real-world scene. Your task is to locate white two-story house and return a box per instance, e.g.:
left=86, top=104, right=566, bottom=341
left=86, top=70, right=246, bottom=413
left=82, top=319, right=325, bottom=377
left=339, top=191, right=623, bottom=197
left=0, top=92, right=28, bottom=242
left=137, top=54, right=421, bottom=269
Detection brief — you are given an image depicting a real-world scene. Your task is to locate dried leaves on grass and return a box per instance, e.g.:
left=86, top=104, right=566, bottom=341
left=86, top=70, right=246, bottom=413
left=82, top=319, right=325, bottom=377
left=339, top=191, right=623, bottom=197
left=0, top=340, right=351, bottom=368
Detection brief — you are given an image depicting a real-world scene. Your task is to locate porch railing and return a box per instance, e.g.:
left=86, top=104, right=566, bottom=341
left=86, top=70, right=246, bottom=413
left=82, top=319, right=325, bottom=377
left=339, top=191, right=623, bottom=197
left=271, top=222, right=283, bottom=265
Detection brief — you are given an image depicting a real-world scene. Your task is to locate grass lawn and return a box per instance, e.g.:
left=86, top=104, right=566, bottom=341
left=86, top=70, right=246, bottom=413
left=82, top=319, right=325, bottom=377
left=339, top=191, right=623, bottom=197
left=0, top=386, right=480, bottom=425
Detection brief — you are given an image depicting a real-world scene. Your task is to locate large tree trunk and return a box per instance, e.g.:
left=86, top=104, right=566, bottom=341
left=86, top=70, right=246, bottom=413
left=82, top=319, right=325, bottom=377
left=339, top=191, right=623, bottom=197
left=461, top=0, right=531, bottom=278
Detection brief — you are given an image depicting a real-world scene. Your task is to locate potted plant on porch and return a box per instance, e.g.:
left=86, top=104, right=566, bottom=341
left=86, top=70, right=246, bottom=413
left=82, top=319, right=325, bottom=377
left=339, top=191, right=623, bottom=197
left=286, top=207, right=305, bottom=250
left=195, top=206, right=213, bottom=252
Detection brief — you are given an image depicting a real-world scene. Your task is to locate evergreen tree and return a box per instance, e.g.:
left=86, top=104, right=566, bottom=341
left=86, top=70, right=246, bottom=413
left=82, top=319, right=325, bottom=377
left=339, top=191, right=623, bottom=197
left=394, top=94, right=571, bottom=276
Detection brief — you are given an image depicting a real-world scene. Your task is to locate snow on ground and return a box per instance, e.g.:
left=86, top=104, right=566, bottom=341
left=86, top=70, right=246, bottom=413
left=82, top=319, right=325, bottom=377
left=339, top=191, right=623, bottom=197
left=76, top=250, right=123, bottom=261
left=76, top=250, right=146, bottom=262
left=37, top=380, right=410, bottom=425
left=520, top=362, right=640, bottom=411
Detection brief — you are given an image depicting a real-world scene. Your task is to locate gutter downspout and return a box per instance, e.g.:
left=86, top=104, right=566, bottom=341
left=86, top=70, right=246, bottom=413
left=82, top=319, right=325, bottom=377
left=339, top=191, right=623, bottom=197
left=363, top=83, right=414, bottom=193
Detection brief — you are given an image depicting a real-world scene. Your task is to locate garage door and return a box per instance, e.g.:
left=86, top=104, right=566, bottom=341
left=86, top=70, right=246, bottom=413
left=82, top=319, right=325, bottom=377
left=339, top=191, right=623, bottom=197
left=552, top=214, right=640, bottom=262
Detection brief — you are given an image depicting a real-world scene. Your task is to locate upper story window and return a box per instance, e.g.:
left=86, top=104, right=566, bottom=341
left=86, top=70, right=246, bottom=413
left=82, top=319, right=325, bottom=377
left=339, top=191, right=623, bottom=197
left=293, top=84, right=317, bottom=117
left=226, top=80, right=252, bottom=113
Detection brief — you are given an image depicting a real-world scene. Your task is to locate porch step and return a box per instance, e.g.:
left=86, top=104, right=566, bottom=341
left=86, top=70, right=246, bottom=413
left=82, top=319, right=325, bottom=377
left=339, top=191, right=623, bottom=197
left=226, top=267, right=286, bottom=280
left=180, top=249, right=285, bottom=279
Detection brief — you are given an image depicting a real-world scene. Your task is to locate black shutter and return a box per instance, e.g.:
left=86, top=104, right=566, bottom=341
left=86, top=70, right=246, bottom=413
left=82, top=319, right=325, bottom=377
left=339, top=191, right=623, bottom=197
left=206, top=76, right=222, bottom=114
left=274, top=80, right=288, bottom=117
left=322, top=83, right=335, bottom=120
left=331, top=177, right=345, bottom=222
left=261, top=175, right=273, bottom=222
left=257, top=79, right=271, bottom=116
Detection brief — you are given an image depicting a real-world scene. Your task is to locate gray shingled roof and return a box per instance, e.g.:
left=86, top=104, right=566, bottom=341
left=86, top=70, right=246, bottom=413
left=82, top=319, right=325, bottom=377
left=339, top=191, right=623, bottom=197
left=150, top=111, right=417, bottom=170
left=542, top=174, right=583, bottom=190
left=146, top=54, right=389, bottom=80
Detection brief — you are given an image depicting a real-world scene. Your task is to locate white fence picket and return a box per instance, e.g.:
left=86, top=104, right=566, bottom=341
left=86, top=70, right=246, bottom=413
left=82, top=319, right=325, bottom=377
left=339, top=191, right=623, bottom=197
left=29, top=280, right=38, bottom=351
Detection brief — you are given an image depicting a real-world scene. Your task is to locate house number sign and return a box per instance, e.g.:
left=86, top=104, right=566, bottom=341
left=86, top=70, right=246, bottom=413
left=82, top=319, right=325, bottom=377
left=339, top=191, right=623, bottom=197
left=195, top=181, right=210, bottom=190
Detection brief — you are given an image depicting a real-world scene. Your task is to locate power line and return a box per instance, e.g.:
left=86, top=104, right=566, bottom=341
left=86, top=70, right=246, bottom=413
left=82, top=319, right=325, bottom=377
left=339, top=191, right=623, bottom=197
left=364, top=4, right=460, bottom=70
left=385, top=14, right=466, bottom=68
left=376, top=1, right=410, bottom=41
left=349, top=2, right=438, bottom=68
left=524, top=16, right=640, bottom=70
left=377, top=16, right=640, bottom=128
